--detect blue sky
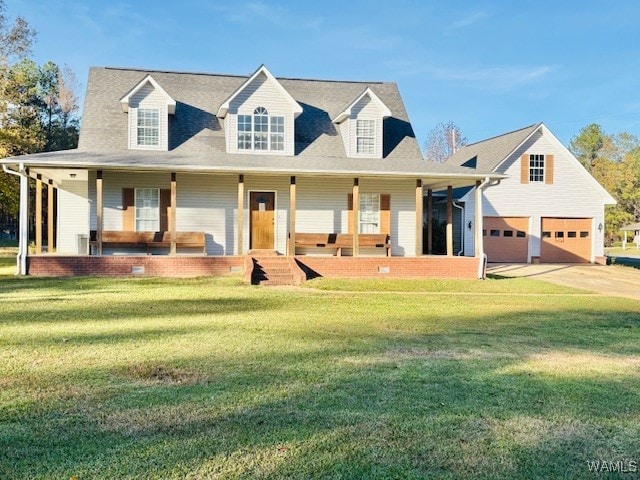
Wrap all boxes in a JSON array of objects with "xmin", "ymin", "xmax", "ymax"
[{"xmin": 8, "ymin": 0, "xmax": 640, "ymax": 148}]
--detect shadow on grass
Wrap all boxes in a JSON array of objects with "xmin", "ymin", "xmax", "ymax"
[{"xmin": 2, "ymin": 299, "xmax": 640, "ymax": 479}]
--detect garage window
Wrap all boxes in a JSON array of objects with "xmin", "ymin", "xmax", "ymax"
[
  {"xmin": 555, "ymin": 231, "xmax": 564, "ymax": 238},
  {"xmin": 542, "ymin": 231, "xmax": 551, "ymax": 238},
  {"xmin": 517, "ymin": 231, "xmax": 526, "ymax": 238},
  {"xmin": 580, "ymin": 231, "xmax": 589, "ymax": 238},
  {"xmin": 490, "ymin": 229, "xmax": 500, "ymax": 237},
  {"xmin": 568, "ymin": 231, "xmax": 577, "ymax": 238},
  {"xmin": 503, "ymin": 230, "xmax": 513, "ymax": 237}
]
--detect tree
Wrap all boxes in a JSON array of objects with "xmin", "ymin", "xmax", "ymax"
[
  {"xmin": 424, "ymin": 121, "xmax": 467, "ymax": 163},
  {"xmin": 0, "ymin": 0, "xmax": 36, "ymax": 66},
  {"xmin": 569, "ymin": 123, "xmax": 608, "ymax": 171}
]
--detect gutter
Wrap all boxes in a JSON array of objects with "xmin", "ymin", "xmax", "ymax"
[
  {"xmin": 2, "ymin": 163, "xmax": 28, "ymax": 275},
  {"xmin": 475, "ymin": 176, "xmax": 500, "ymax": 279}
]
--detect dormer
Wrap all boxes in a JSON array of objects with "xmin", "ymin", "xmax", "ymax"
[
  {"xmin": 120, "ymin": 75, "xmax": 176, "ymax": 151},
  {"xmin": 333, "ymin": 87, "xmax": 391, "ymax": 159},
  {"xmin": 217, "ymin": 65, "xmax": 302, "ymax": 156}
]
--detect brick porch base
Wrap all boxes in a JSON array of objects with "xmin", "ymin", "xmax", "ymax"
[{"xmin": 27, "ymin": 255, "xmax": 481, "ymax": 280}]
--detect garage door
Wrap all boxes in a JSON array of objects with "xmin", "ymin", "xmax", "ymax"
[
  {"xmin": 540, "ymin": 218, "xmax": 591, "ymax": 263},
  {"xmin": 483, "ymin": 217, "xmax": 529, "ymax": 263}
]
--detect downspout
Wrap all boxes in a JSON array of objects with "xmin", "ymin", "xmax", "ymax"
[
  {"xmin": 453, "ymin": 200, "xmax": 464, "ymax": 256},
  {"xmin": 3, "ymin": 163, "xmax": 28, "ymax": 275},
  {"xmin": 475, "ymin": 176, "xmax": 501, "ymax": 279}
]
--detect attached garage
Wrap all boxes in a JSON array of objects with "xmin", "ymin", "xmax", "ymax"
[
  {"xmin": 483, "ymin": 216, "xmax": 529, "ymax": 263},
  {"xmin": 540, "ymin": 217, "xmax": 592, "ymax": 263}
]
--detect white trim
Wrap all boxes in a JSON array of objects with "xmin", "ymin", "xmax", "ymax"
[
  {"xmin": 217, "ymin": 65, "xmax": 303, "ymax": 119},
  {"xmin": 119, "ymin": 75, "xmax": 176, "ymax": 114},
  {"xmin": 247, "ymin": 189, "xmax": 278, "ymax": 250},
  {"xmin": 333, "ymin": 87, "xmax": 392, "ymax": 124}
]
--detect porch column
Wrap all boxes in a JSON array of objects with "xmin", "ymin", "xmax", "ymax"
[
  {"xmin": 426, "ymin": 189, "xmax": 433, "ymax": 254},
  {"xmin": 288, "ymin": 176, "xmax": 296, "ymax": 256},
  {"xmin": 446, "ymin": 185, "xmax": 453, "ymax": 256},
  {"xmin": 237, "ymin": 174, "xmax": 244, "ymax": 255},
  {"xmin": 170, "ymin": 173, "xmax": 177, "ymax": 255},
  {"xmin": 18, "ymin": 166, "xmax": 29, "ymax": 275},
  {"xmin": 474, "ymin": 180, "xmax": 481, "ymax": 257},
  {"xmin": 47, "ymin": 180, "xmax": 54, "ymax": 253},
  {"xmin": 475, "ymin": 180, "xmax": 484, "ymax": 258},
  {"xmin": 96, "ymin": 170, "xmax": 103, "ymax": 256},
  {"xmin": 352, "ymin": 178, "xmax": 359, "ymax": 257},
  {"xmin": 35, "ymin": 174, "xmax": 43, "ymax": 254},
  {"xmin": 415, "ymin": 179, "xmax": 423, "ymax": 256}
]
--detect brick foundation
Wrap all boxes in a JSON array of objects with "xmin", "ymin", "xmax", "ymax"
[
  {"xmin": 26, "ymin": 255, "xmax": 481, "ymax": 280},
  {"xmin": 296, "ymin": 255, "xmax": 480, "ymax": 280},
  {"xmin": 27, "ymin": 255, "xmax": 245, "ymax": 277}
]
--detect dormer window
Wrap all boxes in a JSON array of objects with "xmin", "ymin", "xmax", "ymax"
[
  {"xmin": 333, "ymin": 87, "xmax": 391, "ymax": 159},
  {"xmin": 119, "ymin": 75, "xmax": 175, "ymax": 151},
  {"xmin": 137, "ymin": 109, "xmax": 160, "ymax": 147},
  {"xmin": 356, "ymin": 119, "xmax": 375, "ymax": 155},
  {"xmin": 237, "ymin": 106, "xmax": 285, "ymax": 152}
]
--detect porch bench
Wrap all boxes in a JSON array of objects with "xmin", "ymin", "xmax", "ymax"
[
  {"xmin": 90, "ymin": 230, "xmax": 206, "ymax": 254},
  {"xmin": 294, "ymin": 233, "xmax": 390, "ymax": 256}
]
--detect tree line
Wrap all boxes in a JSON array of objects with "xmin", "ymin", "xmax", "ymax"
[{"xmin": 0, "ymin": 0, "xmax": 80, "ymax": 235}]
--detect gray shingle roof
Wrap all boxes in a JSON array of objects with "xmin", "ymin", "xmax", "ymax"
[
  {"xmin": 71, "ymin": 66, "xmax": 429, "ymax": 175},
  {"xmin": 430, "ymin": 124, "xmax": 541, "ymax": 174}
]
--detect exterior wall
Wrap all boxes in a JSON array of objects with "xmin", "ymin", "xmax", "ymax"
[
  {"xmin": 56, "ymin": 179, "xmax": 89, "ymax": 254},
  {"xmin": 227, "ymin": 72, "xmax": 295, "ymax": 156},
  {"xmin": 127, "ymin": 81, "xmax": 169, "ymax": 151},
  {"xmin": 28, "ymin": 256, "xmax": 244, "ymax": 277},
  {"xmin": 297, "ymin": 256, "xmax": 479, "ymax": 279},
  {"xmin": 85, "ymin": 172, "xmax": 417, "ymax": 257},
  {"xmin": 463, "ymin": 130, "xmax": 608, "ymax": 262}
]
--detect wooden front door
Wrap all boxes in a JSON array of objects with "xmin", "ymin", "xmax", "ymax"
[{"xmin": 250, "ymin": 192, "xmax": 275, "ymax": 250}]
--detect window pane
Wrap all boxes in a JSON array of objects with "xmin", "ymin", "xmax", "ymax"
[
  {"xmin": 567, "ymin": 231, "xmax": 577, "ymax": 238},
  {"xmin": 542, "ymin": 231, "xmax": 551, "ymax": 238},
  {"xmin": 555, "ymin": 231, "xmax": 564, "ymax": 238},
  {"xmin": 580, "ymin": 231, "xmax": 589, "ymax": 238},
  {"xmin": 529, "ymin": 154, "xmax": 545, "ymax": 182},
  {"xmin": 135, "ymin": 188, "xmax": 159, "ymax": 231},
  {"xmin": 137, "ymin": 109, "xmax": 160, "ymax": 146},
  {"xmin": 359, "ymin": 193, "xmax": 380, "ymax": 234},
  {"xmin": 503, "ymin": 230, "xmax": 513, "ymax": 237},
  {"xmin": 356, "ymin": 119, "xmax": 375, "ymax": 154},
  {"xmin": 516, "ymin": 231, "xmax": 526, "ymax": 238}
]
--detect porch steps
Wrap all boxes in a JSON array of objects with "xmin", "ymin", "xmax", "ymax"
[{"xmin": 250, "ymin": 256, "xmax": 306, "ymax": 286}]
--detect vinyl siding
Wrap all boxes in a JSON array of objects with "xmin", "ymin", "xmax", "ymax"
[
  {"xmin": 128, "ymin": 81, "xmax": 169, "ymax": 150},
  {"xmin": 56, "ymin": 179, "xmax": 89, "ymax": 254},
  {"xmin": 462, "ymin": 130, "xmax": 607, "ymax": 260},
  {"xmin": 345, "ymin": 95, "xmax": 385, "ymax": 158},
  {"xmin": 227, "ymin": 72, "xmax": 295, "ymax": 156}
]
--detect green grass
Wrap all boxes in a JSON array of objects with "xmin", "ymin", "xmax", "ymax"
[{"xmin": 1, "ymin": 269, "xmax": 639, "ymax": 479}]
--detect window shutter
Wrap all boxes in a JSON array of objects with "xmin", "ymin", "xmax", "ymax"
[
  {"xmin": 520, "ymin": 154, "xmax": 529, "ymax": 184},
  {"xmin": 122, "ymin": 188, "xmax": 135, "ymax": 231},
  {"xmin": 160, "ymin": 189, "xmax": 171, "ymax": 231},
  {"xmin": 347, "ymin": 194, "xmax": 354, "ymax": 233},
  {"xmin": 380, "ymin": 194, "xmax": 391, "ymax": 234},
  {"xmin": 545, "ymin": 154, "xmax": 554, "ymax": 184}
]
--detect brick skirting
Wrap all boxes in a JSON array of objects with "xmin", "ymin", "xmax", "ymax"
[
  {"xmin": 296, "ymin": 256, "xmax": 480, "ymax": 280},
  {"xmin": 27, "ymin": 255, "xmax": 481, "ymax": 280},
  {"xmin": 27, "ymin": 255, "xmax": 245, "ymax": 277}
]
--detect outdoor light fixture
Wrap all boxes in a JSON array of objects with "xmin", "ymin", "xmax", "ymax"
[
  {"xmin": 467, "ymin": 221, "xmax": 473, "ymax": 230},
  {"xmin": 69, "ymin": 173, "xmax": 76, "ymax": 178},
  {"xmin": 598, "ymin": 223, "xmax": 603, "ymax": 232}
]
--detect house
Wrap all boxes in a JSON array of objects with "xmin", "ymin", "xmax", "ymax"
[
  {"xmin": 432, "ymin": 123, "xmax": 616, "ymax": 264},
  {"xmin": 1, "ymin": 65, "xmax": 495, "ymax": 282}
]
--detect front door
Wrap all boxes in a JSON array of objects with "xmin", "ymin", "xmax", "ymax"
[{"xmin": 250, "ymin": 192, "xmax": 275, "ymax": 250}]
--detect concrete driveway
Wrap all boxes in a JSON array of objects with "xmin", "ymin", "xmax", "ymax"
[{"xmin": 487, "ymin": 263, "xmax": 640, "ymax": 301}]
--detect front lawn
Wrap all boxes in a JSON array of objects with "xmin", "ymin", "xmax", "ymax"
[{"xmin": 1, "ymin": 269, "xmax": 639, "ymax": 479}]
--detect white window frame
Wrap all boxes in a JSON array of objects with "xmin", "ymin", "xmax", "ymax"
[
  {"xmin": 136, "ymin": 108, "xmax": 160, "ymax": 147},
  {"xmin": 356, "ymin": 119, "xmax": 376, "ymax": 155},
  {"xmin": 236, "ymin": 106, "xmax": 285, "ymax": 152},
  {"xmin": 135, "ymin": 188, "xmax": 160, "ymax": 232},
  {"xmin": 529, "ymin": 154, "xmax": 545, "ymax": 182},
  {"xmin": 359, "ymin": 193, "xmax": 380, "ymax": 234}
]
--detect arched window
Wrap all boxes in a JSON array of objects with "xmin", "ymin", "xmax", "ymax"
[{"xmin": 237, "ymin": 106, "xmax": 285, "ymax": 152}]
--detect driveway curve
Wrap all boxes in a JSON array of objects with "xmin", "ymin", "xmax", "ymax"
[{"xmin": 487, "ymin": 263, "xmax": 640, "ymax": 302}]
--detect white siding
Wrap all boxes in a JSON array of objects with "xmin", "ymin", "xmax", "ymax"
[
  {"xmin": 463, "ymin": 130, "xmax": 608, "ymax": 261},
  {"xmin": 296, "ymin": 177, "xmax": 416, "ymax": 256},
  {"xmin": 128, "ymin": 81, "xmax": 169, "ymax": 151},
  {"xmin": 227, "ymin": 72, "xmax": 295, "ymax": 156},
  {"xmin": 57, "ymin": 179, "xmax": 89, "ymax": 254}
]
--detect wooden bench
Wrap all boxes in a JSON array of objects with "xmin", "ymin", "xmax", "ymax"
[
  {"xmin": 294, "ymin": 233, "xmax": 390, "ymax": 256},
  {"xmin": 90, "ymin": 230, "xmax": 206, "ymax": 254}
]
